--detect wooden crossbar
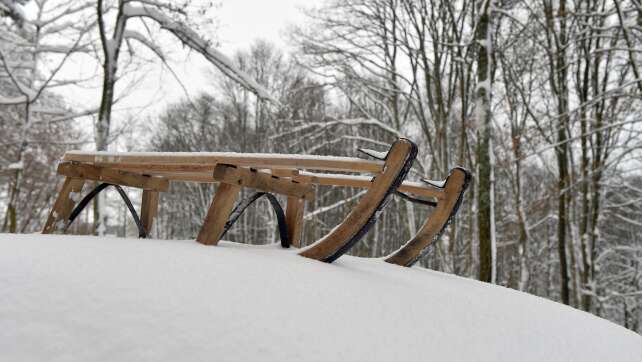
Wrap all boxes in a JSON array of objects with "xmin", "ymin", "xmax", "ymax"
[
  {"xmin": 62, "ymin": 165, "xmax": 442, "ymax": 199},
  {"xmin": 212, "ymin": 164, "xmax": 314, "ymax": 201},
  {"xmin": 58, "ymin": 162, "xmax": 169, "ymax": 192},
  {"xmin": 294, "ymin": 171, "xmax": 444, "ymax": 199}
]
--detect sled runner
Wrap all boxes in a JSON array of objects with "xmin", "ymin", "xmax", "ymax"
[
  {"xmin": 383, "ymin": 167, "xmax": 470, "ymax": 266},
  {"xmin": 300, "ymin": 166, "xmax": 471, "ymax": 266},
  {"xmin": 298, "ymin": 138, "xmax": 417, "ymax": 262},
  {"xmin": 43, "ymin": 138, "xmax": 469, "ymax": 265}
]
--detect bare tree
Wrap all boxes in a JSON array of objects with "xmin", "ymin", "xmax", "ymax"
[{"xmin": 1, "ymin": 0, "xmax": 94, "ymax": 232}]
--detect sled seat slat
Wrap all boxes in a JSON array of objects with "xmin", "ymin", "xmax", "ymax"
[{"xmin": 63, "ymin": 151, "xmax": 384, "ymax": 173}]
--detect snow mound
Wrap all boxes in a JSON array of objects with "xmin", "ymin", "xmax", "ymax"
[{"xmin": 1, "ymin": 234, "xmax": 641, "ymax": 362}]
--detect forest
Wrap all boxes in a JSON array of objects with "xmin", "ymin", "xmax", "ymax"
[{"xmin": 1, "ymin": 0, "xmax": 641, "ymax": 332}]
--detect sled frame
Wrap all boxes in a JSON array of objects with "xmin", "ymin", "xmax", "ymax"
[{"xmin": 45, "ymin": 138, "xmax": 469, "ymax": 266}]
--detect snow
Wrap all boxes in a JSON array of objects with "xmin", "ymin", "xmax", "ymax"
[
  {"xmin": 0, "ymin": 94, "xmax": 28, "ymax": 105},
  {"xmin": 299, "ymin": 170, "xmax": 375, "ymax": 181},
  {"xmin": 1, "ymin": 233, "xmax": 641, "ymax": 362},
  {"xmin": 0, "ymin": 0, "xmax": 26, "ymax": 24},
  {"xmin": 358, "ymin": 148, "xmax": 388, "ymax": 160},
  {"xmin": 475, "ymin": 79, "xmax": 492, "ymax": 93},
  {"xmin": 68, "ymin": 191, "xmax": 82, "ymax": 203},
  {"xmin": 6, "ymin": 161, "xmax": 23, "ymax": 170},
  {"xmin": 421, "ymin": 178, "xmax": 446, "ymax": 188},
  {"xmin": 104, "ymin": 39, "xmax": 116, "ymax": 63}
]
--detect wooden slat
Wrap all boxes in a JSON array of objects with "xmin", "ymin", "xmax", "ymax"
[
  {"xmin": 196, "ymin": 183, "xmax": 241, "ymax": 245},
  {"xmin": 212, "ymin": 164, "xmax": 315, "ymax": 201},
  {"xmin": 141, "ymin": 190, "xmax": 159, "ymax": 236},
  {"xmin": 285, "ymin": 197, "xmax": 305, "ymax": 248},
  {"xmin": 63, "ymin": 151, "xmax": 384, "ymax": 173},
  {"xmin": 57, "ymin": 162, "xmax": 169, "ymax": 191},
  {"xmin": 42, "ymin": 177, "xmax": 85, "ymax": 234}
]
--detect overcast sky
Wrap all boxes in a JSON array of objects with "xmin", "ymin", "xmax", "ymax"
[
  {"xmin": 217, "ymin": 0, "xmax": 311, "ymax": 51},
  {"xmin": 53, "ymin": 0, "xmax": 320, "ymax": 128}
]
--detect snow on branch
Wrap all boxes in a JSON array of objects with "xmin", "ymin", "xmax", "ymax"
[
  {"xmin": 36, "ymin": 43, "xmax": 92, "ymax": 54},
  {"xmin": 0, "ymin": 94, "xmax": 28, "ymax": 105},
  {"xmin": 123, "ymin": 30, "xmax": 165, "ymax": 59},
  {"xmin": 0, "ymin": 48, "xmax": 39, "ymax": 105},
  {"xmin": 615, "ymin": 214, "xmax": 642, "ymax": 227},
  {"xmin": 122, "ymin": 4, "xmax": 278, "ymax": 104},
  {"xmin": 32, "ymin": 2, "xmax": 94, "ymax": 29},
  {"xmin": 0, "ymin": 0, "xmax": 26, "ymax": 27}
]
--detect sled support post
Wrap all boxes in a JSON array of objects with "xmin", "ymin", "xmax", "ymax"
[
  {"xmin": 43, "ymin": 177, "xmax": 85, "ymax": 234},
  {"xmin": 141, "ymin": 190, "xmax": 159, "ymax": 236},
  {"xmin": 197, "ymin": 183, "xmax": 241, "ymax": 245},
  {"xmin": 285, "ymin": 197, "xmax": 305, "ymax": 248}
]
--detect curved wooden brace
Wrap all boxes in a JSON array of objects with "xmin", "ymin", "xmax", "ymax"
[
  {"xmin": 299, "ymin": 138, "xmax": 418, "ymax": 263},
  {"xmin": 383, "ymin": 167, "xmax": 471, "ymax": 267}
]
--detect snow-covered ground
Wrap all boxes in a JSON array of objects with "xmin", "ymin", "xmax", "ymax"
[{"xmin": 1, "ymin": 234, "xmax": 641, "ymax": 362}]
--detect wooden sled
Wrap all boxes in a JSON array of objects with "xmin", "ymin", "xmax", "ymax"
[{"xmin": 43, "ymin": 138, "xmax": 468, "ymax": 266}]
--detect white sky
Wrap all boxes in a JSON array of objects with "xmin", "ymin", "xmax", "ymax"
[
  {"xmin": 217, "ymin": 0, "xmax": 310, "ymax": 52},
  {"xmin": 51, "ymin": 0, "xmax": 320, "ymax": 134},
  {"xmin": 150, "ymin": 0, "xmax": 315, "ymax": 103},
  {"xmin": 145, "ymin": 0, "xmax": 315, "ymax": 109}
]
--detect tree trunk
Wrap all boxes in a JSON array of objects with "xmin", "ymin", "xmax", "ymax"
[
  {"xmin": 476, "ymin": 0, "xmax": 495, "ymax": 283},
  {"xmin": 555, "ymin": 0, "xmax": 571, "ymax": 306},
  {"xmin": 94, "ymin": 0, "xmax": 126, "ymax": 235}
]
